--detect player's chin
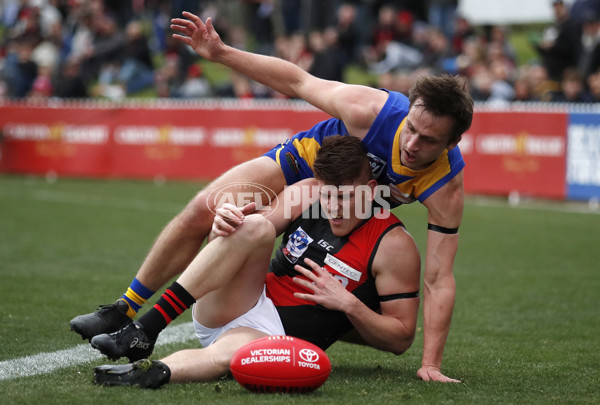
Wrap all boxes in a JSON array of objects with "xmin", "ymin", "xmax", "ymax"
[{"xmin": 328, "ymin": 220, "xmax": 351, "ymax": 237}]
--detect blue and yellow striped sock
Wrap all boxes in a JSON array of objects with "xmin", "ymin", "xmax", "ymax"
[{"xmin": 118, "ymin": 278, "xmax": 155, "ymax": 319}]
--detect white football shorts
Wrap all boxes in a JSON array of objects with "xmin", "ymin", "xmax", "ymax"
[{"xmin": 192, "ymin": 286, "xmax": 286, "ymax": 347}]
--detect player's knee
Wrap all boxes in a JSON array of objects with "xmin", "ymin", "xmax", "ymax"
[
  {"xmin": 177, "ymin": 192, "xmax": 215, "ymax": 232},
  {"xmin": 235, "ymin": 214, "xmax": 276, "ymax": 245},
  {"xmin": 212, "ymin": 351, "xmax": 235, "ymax": 377}
]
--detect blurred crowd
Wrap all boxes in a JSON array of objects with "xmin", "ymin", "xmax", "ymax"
[{"xmin": 3, "ymin": 0, "xmax": 600, "ymax": 103}]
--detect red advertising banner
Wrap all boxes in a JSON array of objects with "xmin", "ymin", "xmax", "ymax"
[
  {"xmin": 0, "ymin": 101, "xmax": 329, "ymax": 180},
  {"xmin": 460, "ymin": 109, "xmax": 568, "ymax": 199},
  {"xmin": 0, "ymin": 101, "xmax": 570, "ymax": 200}
]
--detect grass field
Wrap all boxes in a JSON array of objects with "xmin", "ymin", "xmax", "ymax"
[{"xmin": 1, "ymin": 174, "xmax": 598, "ymax": 404}]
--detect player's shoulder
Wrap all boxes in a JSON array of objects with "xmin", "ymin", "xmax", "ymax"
[
  {"xmin": 369, "ymin": 212, "xmax": 416, "ymax": 254},
  {"xmin": 371, "ymin": 221, "xmax": 420, "ymax": 276}
]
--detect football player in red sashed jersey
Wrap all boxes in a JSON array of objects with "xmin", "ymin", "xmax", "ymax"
[{"xmin": 92, "ymin": 135, "xmax": 421, "ymax": 389}]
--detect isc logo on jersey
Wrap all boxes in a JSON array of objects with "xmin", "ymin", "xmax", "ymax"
[{"xmin": 282, "ymin": 227, "xmax": 313, "ymax": 264}]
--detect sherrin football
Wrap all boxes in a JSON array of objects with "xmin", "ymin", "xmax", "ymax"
[{"xmin": 230, "ymin": 335, "xmax": 331, "ymax": 393}]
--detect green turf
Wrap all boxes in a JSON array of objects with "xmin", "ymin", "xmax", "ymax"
[{"xmin": 0, "ymin": 174, "xmax": 598, "ymax": 404}]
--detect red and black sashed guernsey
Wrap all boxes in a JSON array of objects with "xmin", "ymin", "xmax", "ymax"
[{"xmin": 265, "ymin": 201, "xmax": 407, "ymax": 350}]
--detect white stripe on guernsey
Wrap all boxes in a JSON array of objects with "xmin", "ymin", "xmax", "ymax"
[{"xmin": 0, "ymin": 322, "xmax": 196, "ymax": 381}]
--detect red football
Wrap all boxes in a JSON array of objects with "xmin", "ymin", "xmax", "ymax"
[{"xmin": 230, "ymin": 335, "xmax": 331, "ymax": 393}]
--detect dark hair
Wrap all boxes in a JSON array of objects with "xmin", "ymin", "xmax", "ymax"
[
  {"xmin": 408, "ymin": 74, "xmax": 474, "ymax": 144},
  {"xmin": 313, "ymin": 135, "xmax": 371, "ymax": 185}
]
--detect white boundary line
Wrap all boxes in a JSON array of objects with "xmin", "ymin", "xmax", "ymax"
[{"xmin": 0, "ymin": 322, "xmax": 196, "ymax": 381}]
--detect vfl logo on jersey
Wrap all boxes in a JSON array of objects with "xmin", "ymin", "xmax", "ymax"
[
  {"xmin": 282, "ymin": 226, "xmax": 314, "ymax": 264},
  {"xmin": 367, "ymin": 153, "xmax": 387, "ymax": 178}
]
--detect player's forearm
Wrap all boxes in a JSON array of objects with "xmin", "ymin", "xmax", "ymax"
[
  {"xmin": 421, "ymin": 278, "xmax": 455, "ymax": 369},
  {"xmin": 345, "ymin": 299, "xmax": 415, "ymax": 355},
  {"xmin": 214, "ymin": 45, "xmax": 309, "ymax": 98},
  {"xmin": 422, "ymin": 229, "xmax": 459, "ymax": 369}
]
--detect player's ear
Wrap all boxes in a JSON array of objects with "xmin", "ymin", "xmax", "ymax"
[
  {"xmin": 367, "ymin": 179, "xmax": 378, "ymax": 202},
  {"xmin": 447, "ymin": 135, "xmax": 462, "ymax": 151}
]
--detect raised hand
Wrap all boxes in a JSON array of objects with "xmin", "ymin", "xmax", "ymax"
[{"xmin": 171, "ymin": 12, "xmax": 225, "ymax": 61}]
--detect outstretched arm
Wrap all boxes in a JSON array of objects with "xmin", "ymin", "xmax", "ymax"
[
  {"xmin": 170, "ymin": 12, "xmax": 388, "ymax": 137},
  {"xmin": 419, "ymin": 171, "xmax": 464, "ymax": 383}
]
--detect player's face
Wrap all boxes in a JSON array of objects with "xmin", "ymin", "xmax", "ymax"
[
  {"xmin": 318, "ymin": 179, "xmax": 376, "ymax": 236},
  {"xmin": 400, "ymin": 102, "xmax": 458, "ymax": 171}
]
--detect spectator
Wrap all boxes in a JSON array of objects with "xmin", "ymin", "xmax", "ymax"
[
  {"xmin": 585, "ymin": 67, "xmax": 600, "ymax": 100},
  {"xmin": 281, "ymin": 0, "xmax": 302, "ymax": 34},
  {"xmin": 9, "ymin": 39, "xmax": 38, "ymax": 98},
  {"xmin": 569, "ymin": 0, "xmax": 600, "ymax": 24},
  {"xmin": 28, "ymin": 64, "xmax": 52, "ymax": 99},
  {"xmin": 307, "ymin": 29, "xmax": 344, "ymax": 82},
  {"xmin": 84, "ymin": 13, "xmax": 124, "ymax": 81},
  {"xmin": 334, "ymin": 3, "xmax": 360, "ymax": 66},
  {"xmin": 53, "ymin": 59, "xmax": 89, "ymax": 98},
  {"xmin": 275, "ymin": 33, "xmax": 312, "ymax": 72},
  {"xmin": 215, "ymin": 71, "xmax": 257, "ymax": 99},
  {"xmin": 427, "ymin": 0, "xmax": 457, "ymax": 40},
  {"xmin": 488, "ymin": 25, "xmax": 517, "ymax": 66},
  {"xmin": 112, "ymin": 20, "xmax": 155, "ymax": 95},
  {"xmin": 364, "ymin": 5, "xmax": 400, "ymax": 65},
  {"xmin": 488, "ymin": 59, "xmax": 516, "ymax": 103},
  {"xmin": 469, "ymin": 65, "xmax": 493, "ymax": 101},
  {"xmin": 454, "ymin": 35, "xmax": 487, "ymax": 77},
  {"xmin": 420, "ymin": 27, "xmax": 453, "ymax": 73},
  {"xmin": 451, "ymin": 15, "xmax": 475, "ymax": 55},
  {"xmin": 534, "ymin": 0, "xmax": 582, "ymax": 83},
  {"xmin": 512, "ymin": 70, "xmax": 534, "ymax": 102},
  {"xmin": 245, "ymin": 0, "xmax": 285, "ymax": 56},
  {"xmin": 524, "ymin": 64, "xmax": 554, "ymax": 101},
  {"xmin": 31, "ymin": 0, "xmax": 62, "ymax": 38},
  {"xmin": 395, "ymin": 10, "xmax": 415, "ymax": 46},
  {"xmin": 3, "ymin": 0, "xmax": 600, "ymax": 103},
  {"xmin": 155, "ymin": 54, "xmax": 180, "ymax": 98},
  {"xmin": 549, "ymin": 67, "xmax": 593, "ymax": 102},
  {"xmin": 174, "ymin": 64, "xmax": 212, "ymax": 99},
  {"xmin": 578, "ymin": 13, "xmax": 600, "ymax": 82}
]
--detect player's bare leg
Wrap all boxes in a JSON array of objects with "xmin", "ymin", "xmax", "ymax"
[
  {"xmin": 92, "ymin": 212, "xmax": 276, "ymax": 360},
  {"xmin": 162, "ymin": 327, "xmax": 269, "ymax": 382},
  {"xmin": 71, "ymin": 157, "xmax": 284, "ymax": 339},
  {"xmin": 135, "ymin": 156, "xmax": 285, "ymax": 291},
  {"xmin": 94, "ymin": 214, "xmax": 276, "ymax": 384}
]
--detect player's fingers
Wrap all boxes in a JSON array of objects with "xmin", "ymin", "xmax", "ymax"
[
  {"xmin": 292, "ymin": 276, "xmax": 314, "ymax": 289},
  {"xmin": 182, "ymin": 11, "xmax": 204, "ymax": 29},
  {"xmin": 205, "ymin": 17, "xmax": 215, "ymax": 33},
  {"xmin": 293, "ymin": 292, "xmax": 316, "ymax": 302},
  {"xmin": 241, "ymin": 202, "xmax": 257, "ymax": 215},
  {"xmin": 293, "ymin": 265, "xmax": 314, "ymax": 280},
  {"xmin": 435, "ymin": 374, "xmax": 461, "ymax": 383},
  {"xmin": 169, "ymin": 21, "xmax": 185, "ymax": 33},
  {"xmin": 213, "ymin": 215, "xmax": 237, "ymax": 233},
  {"xmin": 170, "ymin": 18, "xmax": 197, "ymax": 35},
  {"xmin": 211, "ymin": 227, "xmax": 228, "ymax": 237},
  {"xmin": 302, "ymin": 257, "xmax": 322, "ymax": 272},
  {"xmin": 171, "ymin": 34, "xmax": 192, "ymax": 46},
  {"xmin": 216, "ymin": 205, "xmax": 244, "ymax": 221}
]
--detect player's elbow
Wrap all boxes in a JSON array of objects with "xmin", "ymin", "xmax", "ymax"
[{"xmin": 388, "ymin": 331, "xmax": 416, "ymax": 356}]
